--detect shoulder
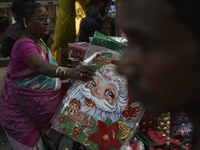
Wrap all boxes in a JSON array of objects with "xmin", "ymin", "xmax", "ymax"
[
  {"xmin": 16, "ymin": 38, "xmax": 36, "ymax": 44},
  {"xmin": 14, "ymin": 38, "xmax": 38, "ymax": 50},
  {"xmin": 3, "ymin": 23, "xmax": 24, "ymax": 40},
  {"xmin": 4, "ymin": 22, "xmax": 22, "ymax": 32},
  {"xmin": 81, "ymin": 16, "xmax": 96, "ymax": 28}
]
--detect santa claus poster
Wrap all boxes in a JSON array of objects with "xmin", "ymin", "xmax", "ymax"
[{"xmin": 52, "ymin": 42, "xmax": 144, "ymax": 150}]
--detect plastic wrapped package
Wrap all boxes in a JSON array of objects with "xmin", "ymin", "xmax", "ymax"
[
  {"xmin": 108, "ymin": 36, "xmax": 128, "ymax": 45},
  {"xmin": 68, "ymin": 42, "xmax": 89, "ymax": 61},
  {"xmin": 170, "ymin": 112, "xmax": 193, "ymax": 138},
  {"xmin": 52, "ymin": 44, "xmax": 145, "ymax": 150}
]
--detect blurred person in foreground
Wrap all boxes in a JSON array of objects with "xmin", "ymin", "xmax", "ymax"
[
  {"xmin": 78, "ymin": 0, "xmax": 112, "ymax": 42},
  {"xmin": 117, "ymin": 0, "xmax": 200, "ymax": 149},
  {"xmin": 0, "ymin": 2, "xmax": 94, "ymax": 150}
]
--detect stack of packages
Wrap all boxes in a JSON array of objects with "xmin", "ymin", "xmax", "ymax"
[
  {"xmin": 68, "ymin": 43, "xmax": 89, "ymax": 61},
  {"xmin": 52, "ymin": 32, "xmax": 145, "ymax": 150}
]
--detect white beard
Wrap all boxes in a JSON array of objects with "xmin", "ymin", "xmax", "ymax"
[{"xmin": 65, "ymin": 83, "xmax": 129, "ymax": 122}]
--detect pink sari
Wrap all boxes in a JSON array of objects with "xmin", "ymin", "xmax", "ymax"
[{"xmin": 0, "ymin": 40, "xmax": 62, "ymax": 149}]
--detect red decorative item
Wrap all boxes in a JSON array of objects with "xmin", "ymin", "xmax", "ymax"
[
  {"xmin": 62, "ymin": 127, "xmax": 66, "ymax": 132},
  {"xmin": 110, "ymin": 60, "xmax": 119, "ymax": 65},
  {"xmin": 148, "ymin": 131, "xmax": 181, "ymax": 145},
  {"xmin": 88, "ymin": 120, "xmax": 121, "ymax": 150},
  {"xmin": 59, "ymin": 117, "xmax": 64, "ymax": 123},
  {"xmin": 147, "ymin": 121, "xmax": 153, "ymax": 127},
  {"xmin": 140, "ymin": 112, "xmax": 154, "ymax": 137},
  {"xmin": 141, "ymin": 128, "xmax": 147, "ymax": 135},
  {"xmin": 149, "ymin": 145, "xmax": 157, "ymax": 150},
  {"xmin": 174, "ymin": 135, "xmax": 185, "ymax": 143},
  {"xmin": 74, "ymin": 127, "xmax": 79, "ymax": 132},
  {"xmin": 131, "ymin": 141, "xmax": 142, "ymax": 150},
  {"xmin": 134, "ymin": 107, "xmax": 140, "ymax": 112},
  {"xmin": 73, "ymin": 131, "xmax": 78, "ymax": 136},
  {"xmin": 122, "ymin": 98, "xmax": 139, "ymax": 118},
  {"xmin": 142, "ymin": 122, "xmax": 147, "ymax": 128},
  {"xmin": 92, "ymin": 54, "xmax": 101, "ymax": 63}
]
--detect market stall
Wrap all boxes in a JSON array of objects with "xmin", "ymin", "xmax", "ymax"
[{"xmin": 50, "ymin": 0, "xmax": 194, "ymax": 149}]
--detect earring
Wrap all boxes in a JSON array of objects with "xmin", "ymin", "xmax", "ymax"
[{"xmin": 23, "ymin": 17, "xmax": 27, "ymax": 28}]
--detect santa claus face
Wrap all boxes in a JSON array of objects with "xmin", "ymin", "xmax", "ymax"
[
  {"xmin": 85, "ymin": 76, "xmax": 118, "ymax": 106},
  {"xmin": 68, "ymin": 69, "xmax": 129, "ymax": 121}
]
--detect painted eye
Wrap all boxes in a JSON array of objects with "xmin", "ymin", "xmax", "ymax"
[
  {"xmin": 105, "ymin": 90, "xmax": 114, "ymax": 99},
  {"xmin": 90, "ymin": 81, "xmax": 96, "ymax": 87}
]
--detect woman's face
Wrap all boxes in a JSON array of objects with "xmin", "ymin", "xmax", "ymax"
[{"xmin": 27, "ymin": 6, "xmax": 49, "ymax": 39}]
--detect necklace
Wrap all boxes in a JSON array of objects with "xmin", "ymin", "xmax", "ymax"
[
  {"xmin": 24, "ymin": 32, "xmax": 47, "ymax": 54},
  {"xmin": 35, "ymin": 42, "xmax": 47, "ymax": 54}
]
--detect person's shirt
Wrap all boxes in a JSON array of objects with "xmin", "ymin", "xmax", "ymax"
[
  {"xmin": 78, "ymin": 10, "xmax": 103, "ymax": 42},
  {"xmin": 10, "ymin": 38, "xmax": 48, "ymax": 80},
  {"xmin": 1, "ymin": 22, "xmax": 24, "ymax": 58}
]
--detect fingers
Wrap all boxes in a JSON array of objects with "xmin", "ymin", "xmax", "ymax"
[
  {"xmin": 73, "ymin": 65, "xmax": 95, "ymax": 81},
  {"xmin": 81, "ymin": 73, "xmax": 93, "ymax": 81},
  {"xmin": 77, "ymin": 65, "xmax": 95, "ymax": 75},
  {"xmin": 81, "ymin": 68, "xmax": 95, "ymax": 75},
  {"xmin": 75, "ymin": 72, "xmax": 93, "ymax": 82}
]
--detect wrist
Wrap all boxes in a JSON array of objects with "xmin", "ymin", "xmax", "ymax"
[
  {"xmin": 56, "ymin": 67, "xmax": 69, "ymax": 79},
  {"xmin": 65, "ymin": 68, "xmax": 73, "ymax": 79}
]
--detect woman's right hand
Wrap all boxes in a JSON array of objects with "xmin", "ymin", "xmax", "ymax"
[{"xmin": 66, "ymin": 65, "xmax": 95, "ymax": 81}]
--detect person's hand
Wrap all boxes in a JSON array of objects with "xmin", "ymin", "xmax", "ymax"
[
  {"xmin": 66, "ymin": 65, "xmax": 95, "ymax": 81},
  {"xmin": 99, "ymin": 7, "xmax": 112, "ymax": 29}
]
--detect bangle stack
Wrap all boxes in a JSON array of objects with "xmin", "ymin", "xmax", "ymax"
[{"xmin": 56, "ymin": 67, "xmax": 69, "ymax": 78}]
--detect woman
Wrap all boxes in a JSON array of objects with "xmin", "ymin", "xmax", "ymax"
[{"xmin": 0, "ymin": 2, "xmax": 94, "ymax": 150}]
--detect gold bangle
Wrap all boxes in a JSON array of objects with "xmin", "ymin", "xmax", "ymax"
[
  {"xmin": 64, "ymin": 67, "xmax": 69, "ymax": 78},
  {"xmin": 56, "ymin": 67, "xmax": 68, "ymax": 78},
  {"xmin": 56, "ymin": 67, "xmax": 59, "ymax": 76}
]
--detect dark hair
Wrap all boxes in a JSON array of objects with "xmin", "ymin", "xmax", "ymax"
[
  {"xmin": 89, "ymin": 0, "xmax": 111, "ymax": 7},
  {"xmin": 11, "ymin": 0, "xmax": 27, "ymax": 16},
  {"xmin": 19, "ymin": 2, "xmax": 47, "ymax": 27},
  {"xmin": 167, "ymin": 0, "xmax": 200, "ymax": 43}
]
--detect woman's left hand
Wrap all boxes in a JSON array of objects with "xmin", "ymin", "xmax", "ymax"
[{"xmin": 66, "ymin": 65, "xmax": 95, "ymax": 81}]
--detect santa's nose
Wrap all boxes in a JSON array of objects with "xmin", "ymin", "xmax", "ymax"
[{"xmin": 92, "ymin": 87, "xmax": 102, "ymax": 99}]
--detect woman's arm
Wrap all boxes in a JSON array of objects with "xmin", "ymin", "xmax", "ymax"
[{"xmin": 28, "ymin": 53, "xmax": 95, "ymax": 81}]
